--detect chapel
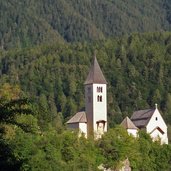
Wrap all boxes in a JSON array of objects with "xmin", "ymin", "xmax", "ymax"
[{"xmin": 67, "ymin": 55, "xmax": 168, "ymax": 144}]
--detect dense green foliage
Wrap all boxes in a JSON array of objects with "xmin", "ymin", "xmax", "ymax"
[
  {"xmin": 0, "ymin": 84, "xmax": 38, "ymax": 170},
  {"xmin": 1, "ymin": 1, "xmax": 171, "ymax": 170},
  {"xmin": 99, "ymin": 127, "xmax": 171, "ymax": 171},
  {"xmin": 1, "ymin": 0, "xmax": 171, "ymax": 49},
  {"xmin": 1, "ymin": 32, "xmax": 171, "ymax": 131},
  {"xmin": 1, "ymin": 114, "xmax": 171, "ymax": 171},
  {"xmin": 0, "ymin": 31, "xmax": 171, "ymax": 169},
  {"xmin": 0, "ymin": 86, "xmax": 170, "ymax": 171}
]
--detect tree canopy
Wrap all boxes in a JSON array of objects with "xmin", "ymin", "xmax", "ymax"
[
  {"xmin": 1, "ymin": 32, "xmax": 171, "ymax": 131},
  {"xmin": 1, "ymin": 0, "xmax": 171, "ymax": 49},
  {"xmin": 0, "ymin": 30, "xmax": 171, "ymax": 170}
]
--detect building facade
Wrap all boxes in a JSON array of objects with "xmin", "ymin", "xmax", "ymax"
[
  {"xmin": 130, "ymin": 104, "xmax": 168, "ymax": 144},
  {"xmin": 67, "ymin": 55, "xmax": 107, "ymax": 138},
  {"xmin": 67, "ymin": 56, "xmax": 168, "ymax": 143}
]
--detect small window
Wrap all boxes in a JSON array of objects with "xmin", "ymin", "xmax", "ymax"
[
  {"xmin": 97, "ymin": 86, "xmax": 103, "ymax": 93},
  {"xmin": 156, "ymin": 117, "xmax": 158, "ymax": 121},
  {"xmin": 97, "ymin": 87, "xmax": 101, "ymax": 92},
  {"xmin": 97, "ymin": 95, "xmax": 100, "ymax": 102},
  {"xmin": 101, "ymin": 87, "xmax": 103, "ymax": 93},
  {"xmin": 100, "ymin": 96, "xmax": 102, "ymax": 102}
]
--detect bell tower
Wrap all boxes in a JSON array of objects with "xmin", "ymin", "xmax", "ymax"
[{"xmin": 84, "ymin": 55, "xmax": 107, "ymax": 138}]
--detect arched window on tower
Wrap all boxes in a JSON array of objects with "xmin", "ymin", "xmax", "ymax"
[
  {"xmin": 97, "ymin": 95, "xmax": 102, "ymax": 102},
  {"xmin": 97, "ymin": 95, "xmax": 100, "ymax": 102},
  {"xmin": 97, "ymin": 86, "xmax": 103, "ymax": 93},
  {"xmin": 100, "ymin": 96, "xmax": 102, "ymax": 102},
  {"xmin": 101, "ymin": 87, "xmax": 103, "ymax": 92}
]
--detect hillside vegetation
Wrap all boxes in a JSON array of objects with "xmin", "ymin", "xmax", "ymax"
[
  {"xmin": 1, "ymin": 0, "xmax": 171, "ymax": 49},
  {"xmin": 1, "ymin": 1, "xmax": 171, "ymax": 170},
  {"xmin": 0, "ymin": 84, "xmax": 170, "ymax": 170},
  {"xmin": 1, "ymin": 32, "xmax": 171, "ymax": 130}
]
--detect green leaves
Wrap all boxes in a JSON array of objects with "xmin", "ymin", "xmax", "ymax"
[
  {"xmin": 2, "ymin": 32, "xmax": 171, "ymax": 129},
  {"xmin": 98, "ymin": 126, "xmax": 140, "ymax": 170},
  {"xmin": 138, "ymin": 130, "xmax": 171, "ymax": 171},
  {"xmin": 98, "ymin": 127, "xmax": 171, "ymax": 171},
  {"xmin": 1, "ymin": 0, "xmax": 171, "ymax": 49},
  {"xmin": 0, "ymin": 98, "xmax": 34, "ymax": 132}
]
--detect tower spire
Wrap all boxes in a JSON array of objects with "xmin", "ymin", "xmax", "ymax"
[
  {"xmin": 85, "ymin": 53, "xmax": 107, "ymax": 138},
  {"xmin": 84, "ymin": 55, "xmax": 107, "ymax": 85}
]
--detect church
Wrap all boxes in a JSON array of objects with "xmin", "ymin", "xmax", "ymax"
[
  {"xmin": 67, "ymin": 55, "xmax": 168, "ymax": 143},
  {"xmin": 67, "ymin": 55, "xmax": 107, "ymax": 138}
]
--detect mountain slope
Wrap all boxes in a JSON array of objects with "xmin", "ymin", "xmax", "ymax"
[
  {"xmin": 1, "ymin": 32, "xmax": 171, "ymax": 127},
  {"xmin": 0, "ymin": 0, "xmax": 171, "ymax": 49}
]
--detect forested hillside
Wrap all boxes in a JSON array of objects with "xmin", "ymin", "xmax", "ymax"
[
  {"xmin": 1, "ymin": 32, "xmax": 171, "ymax": 131},
  {"xmin": 1, "ymin": 0, "xmax": 171, "ymax": 49},
  {"xmin": 0, "ymin": 0, "xmax": 171, "ymax": 171},
  {"xmin": 1, "ymin": 1, "xmax": 171, "ymax": 170},
  {"xmin": 0, "ymin": 83, "xmax": 170, "ymax": 170}
]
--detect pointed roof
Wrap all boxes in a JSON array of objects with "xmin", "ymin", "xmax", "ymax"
[
  {"xmin": 84, "ymin": 55, "xmax": 107, "ymax": 85},
  {"xmin": 67, "ymin": 111, "xmax": 87, "ymax": 124},
  {"xmin": 121, "ymin": 116, "xmax": 138, "ymax": 129},
  {"xmin": 130, "ymin": 108, "xmax": 156, "ymax": 128}
]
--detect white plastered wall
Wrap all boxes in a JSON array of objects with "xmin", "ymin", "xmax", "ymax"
[
  {"xmin": 146, "ymin": 109, "xmax": 168, "ymax": 144},
  {"xmin": 67, "ymin": 123, "xmax": 87, "ymax": 138},
  {"xmin": 150, "ymin": 129, "xmax": 165, "ymax": 144},
  {"xmin": 85, "ymin": 83, "xmax": 107, "ymax": 138},
  {"xmin": 79, "ymin": 123, "xmax": 87, "ymax": 138},
  {"xmin": 127, "ymin": 129, "xmax": 138, "ymax": 137},
  {"xmin": 93, "ymin": 84, "xmax": 107, "ymax": 135}
]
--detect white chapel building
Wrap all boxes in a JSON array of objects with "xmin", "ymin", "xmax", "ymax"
[
  {"xmin": 67, "ymin": 56, "xmax": 107, "ymax": 138},
  {"xmin": 130, "ymin": 104, "xmax": 168, "ymax": 144},
  {"xmin": 67, "ymin": 55, "xmax": 168, "ymax": 143},
  {"xmin": 121, "ymin": 104, "xmax": 168, "ymax": 144}
]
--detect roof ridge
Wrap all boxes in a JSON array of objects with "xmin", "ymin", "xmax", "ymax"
[
  {"xmin": 121, "ymin": 116, "xmax": 138, "ymax": 129},
  {"xmin": 126, "ymin": 116, "xmax": 129, "ymax": 128},
  {"xmin": 138, "ymin": 108, "xmax": 155, "ymax": 118},
  {"xmin": 79, "ymin": 112, "xmax": 87, "ymax": 122},
  {"xmin": 131, "ymin": 108, "xmax": 156, "ymax": 128},
  {"xmin": 67, "ymin": 111, "xmax": 87, "ymax": 123}
]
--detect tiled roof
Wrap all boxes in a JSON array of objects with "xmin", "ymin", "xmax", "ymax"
[
  {"xmin": 121, "ymin": 116, "xmax": 138, "ymax": 129},
  {"xmin": 66, "ymin": 111, "xmax": 87, "ymax": 124},
  {"xmin": 84, "ymin": 55, "xmax": 107, "ymax": 85},
  {"xmin": 130, "ymin": 109, "xmax": 155, "ymax": 128}
]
